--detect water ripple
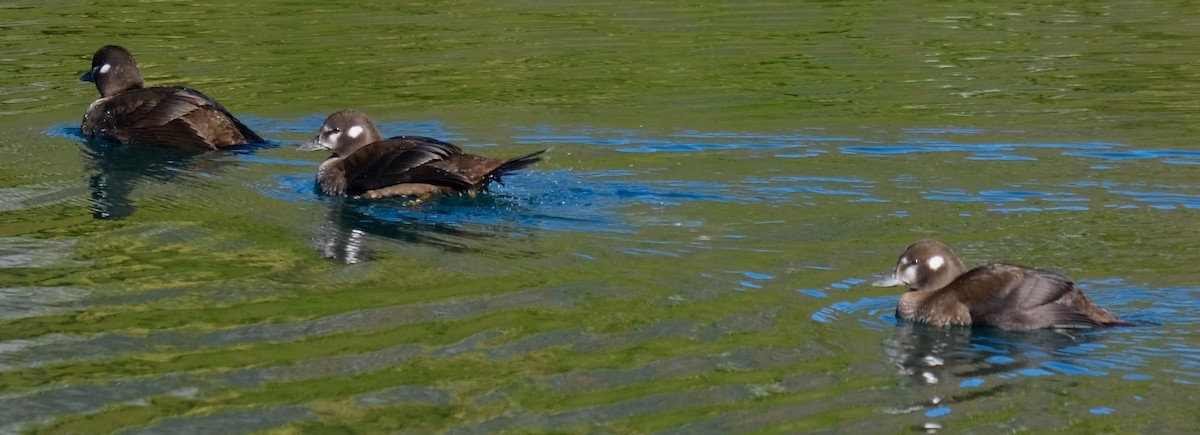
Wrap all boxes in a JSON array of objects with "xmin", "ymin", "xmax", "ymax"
[
  {"xmin": 355, "ymin": 385, "xmax": 453, "ymax": 408},
  {"xmin": 0, "ymin": 287, "xmax": 89, "ymax": 320},
  {"xmin": 120, "ymin": 406, "xmax": 315, "ymax": 435},
  {"xmin": 1064, "ymin": 148, "xmax": 1200, "ymax": 165},
  {"xmin": 1108, "ymin": 189, "xmax": 1200, "ymax": 210},
  {"xmin": 841, "ymin": 141, "xmax": 1118, "ymax": 157},
  {"xmin": 544, "ymin": 345, "xmax": 827, "ymax": 394},
  {"xmin": 0, "ymin": 237, "xmax": 88, "ymax": 269},
  {"xmin": 0, "ymin": 182, "xmax": 87, "ymax": 213},
  {"xmin": 445, "ymin": 384, "xmax": 766, "ymax": 434},
  {"xmin": 0, "ymin": 282, "xmax": 635, "ymax": 372},
  {"xmin": 513, "ymin": 126, "xmax": 832, "ymax": 154}
]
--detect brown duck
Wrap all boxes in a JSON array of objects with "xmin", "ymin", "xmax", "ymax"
[
  {"xmin": 298, "ymin": 110, "xmax": 544, "ymax": 199},
  {"xmin": 873, "ymin": 240, "xmax": 1126, "ymax": 330},
  {"xmin": 80, "ymin": 45, "xmax": 264, "ymax": 150}
]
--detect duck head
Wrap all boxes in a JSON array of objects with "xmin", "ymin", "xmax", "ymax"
[
  {"xmin": 872, "ymin": 239, "xmax": 967, "ymax": 291},
  {"xmin": 81, "ymin": 45, "xmax": 145, "ymax": 97},
  {"xmin": 298, "ymin": 109, "xmax": 384, "ymax": 157}
]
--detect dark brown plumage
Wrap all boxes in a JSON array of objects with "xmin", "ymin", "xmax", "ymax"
[
  {"xmin": 298, "ymin": 110, "xmax": 544, "ymax": 199},
  {"xmin": 873, "ymin": 240, "xmax": 1126, "ymax": 330},
  {"xmin": 80, "ymin": 45, "xmax": 264, "ymax": 150}
]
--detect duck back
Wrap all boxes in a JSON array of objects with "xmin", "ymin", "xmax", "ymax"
[
  {"xmin": 317, "ymin": 136, "xmax": 544, "ymax": 198},
  {"xmin": 912, "ymin": 264, "xmax": 1123, "ymax": 330},
  {"xmin": 83, "ymin": 86, "xmax": 264, "ymax": 150}
]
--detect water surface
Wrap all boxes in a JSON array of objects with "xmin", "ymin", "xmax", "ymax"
[{"xmin": 2, "ymin": 1, "xmax": 1199, "ymax": 433}]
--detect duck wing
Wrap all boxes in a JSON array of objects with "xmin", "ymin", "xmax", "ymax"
[
  {"xmin": 341, "ymin": 136, "xmax": 475, "ymax": 195},
  {"xmin": 951, "ymin": 264, "xmax": 1101, "ymax": 330},
  {"xmin": 88, "ymin": 87, "xmax": 263, "ymax": 149}
]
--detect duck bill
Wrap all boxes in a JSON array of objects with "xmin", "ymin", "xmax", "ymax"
[
  {"xmin": 80, "ymin": 69, "xmax": 96, "ymax": 83},
  {"xmin": 872, "ymin": 270, "xmax": 905, "ymax": 287},
  {"xmin": 297, "ymin": 136, "xmax": 326, "ymax": 151}
]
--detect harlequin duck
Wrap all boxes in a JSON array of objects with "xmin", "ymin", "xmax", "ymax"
[
  {"xmin": 872, "ymin": 240, "xmax": 1126, "ymax": 330},
  {"xmin": 298, "ymin": 110, "xmax": 545, "ymax": 199},
  {"xmin": 80, "ymin": 45, "xmax": 265, "ymax": 150}
]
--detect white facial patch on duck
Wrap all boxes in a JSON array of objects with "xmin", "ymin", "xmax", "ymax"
[
  {"xmin": 99, "ymin": 63, "xmax": 111, "ymax": 74},
  {"xmin": 901, "ymin": 263, "xmax": 918, "ymax": 285},
  {"xmin": 325, "ymin": 130, "xmax": 341, "ymax": 143},
  {"xmin": 347, "ymin": 125, "xmax": 364, "ymax": 139},
  {"xmin": 927, "ymin": 255, "xmax": 945, "ymax": 271}
]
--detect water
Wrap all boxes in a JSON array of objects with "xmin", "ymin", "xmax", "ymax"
[{"xmin": 2, "ymin": 0, "xmax": 1200, "ymax": 433}]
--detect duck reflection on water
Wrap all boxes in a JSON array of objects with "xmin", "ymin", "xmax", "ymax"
[
  {"xmin": 83, "ymin": 141, "xmax": 207, "ymax": 220},
  {"xmin": 881, "ymin": 321, "xmax": 1112, "ymax": 431},
  {"xmin": 310, "ymin": 196, "xmax": 532, "ymax": 264},
  {"xmin": 885, "ymin": 323, "xmax": 1096, "ymax": 386},
  {"xmin": 81, "ymin": 140, "xmax": 275, "ymax": 220}
]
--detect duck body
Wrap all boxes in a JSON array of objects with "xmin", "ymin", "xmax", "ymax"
[
  {"xmin": 300, "ymin": 110, "xmax": 544, "ymax": 199},
  {"xmin": 80, "ymin": 45, "xmax": 264, "ymax": 150},
  {"xmin": 874, "ymin": 240, "xmax": 1125, "ymax": 330}
]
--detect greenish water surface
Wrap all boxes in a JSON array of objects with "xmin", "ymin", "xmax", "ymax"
[{"xmin": 1, "ymin": 1, "xmax": 1199, "ymax": 433}]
